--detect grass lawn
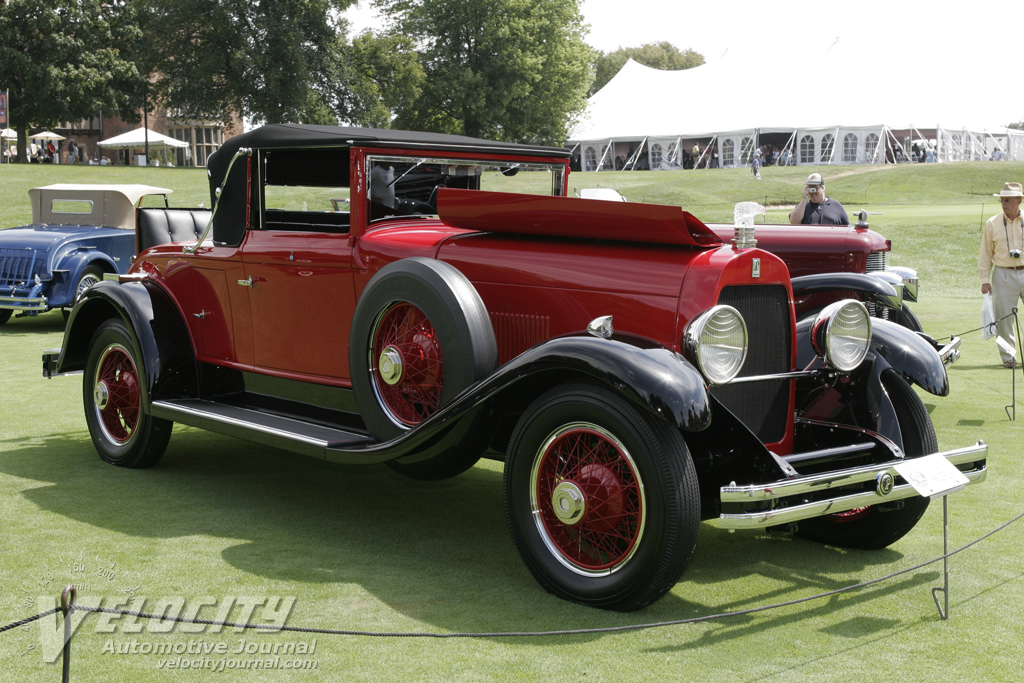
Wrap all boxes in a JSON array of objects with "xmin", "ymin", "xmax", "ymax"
[{"xmin": 2, "ymin": 160, "xmax": 1024, "ymax": 681}]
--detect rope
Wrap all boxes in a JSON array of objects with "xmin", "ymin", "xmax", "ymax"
[{"xmin": 3, "ymin": 509, "xmax": 1020, "ymax": 640}]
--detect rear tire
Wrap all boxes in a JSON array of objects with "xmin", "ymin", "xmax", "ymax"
[
  {"xmin": 797, "ymin": 371, "xmax": 934, "ymax": 549},
  {"xmin": 83, "ymin": 318, "xmax": 172, "ymax": 468},
  {"xmin": 504, "ymin": 383, "xmax": 700, "ymax": 611}
]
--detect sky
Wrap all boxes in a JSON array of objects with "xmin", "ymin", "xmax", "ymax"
[{"xmin": 343, "ymin": 0, "xmax": 1023, "ymax": 126}]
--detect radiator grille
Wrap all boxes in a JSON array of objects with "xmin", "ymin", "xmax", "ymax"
[
  {"xmin": 0, "ymin": 248, "xmax": 42, "ymax": 288},
  {"xmin": 710, "ymin": 285, "xmax": 791, "ymax": 443},
  {"xmin": 866, "ymin": 250, "xmax": 889, "ymax": 273}
]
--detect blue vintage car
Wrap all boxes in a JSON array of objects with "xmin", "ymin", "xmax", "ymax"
[{"xmin": 0, "ymin": 184, "xmax": 173, "ymax": 325}]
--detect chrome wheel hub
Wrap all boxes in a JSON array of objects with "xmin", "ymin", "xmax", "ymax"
[
  {"xmin": 378, "ymin": 346, "xmax": 404, "ymax": 386},
  {"xmin": 94, "ymin": 380, "xmax": 110, "ymax": 410},
  {"xmin": 551, "ymin": 481, "xmax": 586, "ymax": 525}
]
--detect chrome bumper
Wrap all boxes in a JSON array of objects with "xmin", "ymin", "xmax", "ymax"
[
  {"xmin": 0, "ymin": 294, "xmax": 47, "ymax": 312},
  {"xmin": 719, "ymin": 441, "xmax": 987, "ymax": 529}
]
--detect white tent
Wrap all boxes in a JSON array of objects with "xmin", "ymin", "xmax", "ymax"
[
  {"xmin": 98, "ymin": 127, "xmax": 189, "ymax": 149},
  {"xmin": 570, "ymin": 41, "xmax": 1023, "ymax": 170}
]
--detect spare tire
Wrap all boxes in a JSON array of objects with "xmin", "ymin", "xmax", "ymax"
[{"xmin": 349, "ymin": 258, "xmax": 497, "ymax": 478}]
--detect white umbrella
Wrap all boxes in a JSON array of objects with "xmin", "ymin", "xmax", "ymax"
[
  {"xmin": 0, "ymin": 128, "xmax": 16, "ymax": 139},
  {"xmin": 32, "ymin": 131, "xmax": 66, "ymax": 141},
  {"xmin": 98, "ymin": 127, "xmax": 188, "ymax": 149}
]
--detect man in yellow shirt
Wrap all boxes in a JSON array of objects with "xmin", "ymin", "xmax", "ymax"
[{"xmin": 979, "ymin": 182, "xmax": 1024, "ymax": 367}]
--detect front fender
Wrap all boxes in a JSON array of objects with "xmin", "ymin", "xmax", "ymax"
[
  {"xmin": 57, "ymin": 280, "xmax": 198, "ymax": 404},
  {"xmin": 47, "ymin": 252, "xmax": 118, "ymax": 308},
  {"xmin": 791, "ymin": 272, "xmax": 901, "ymax": 311},
  {"xmin": 796, "ymin": 315, "xmax": 947, "ymax": 396}
]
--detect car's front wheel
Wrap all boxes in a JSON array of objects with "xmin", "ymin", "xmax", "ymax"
[
  {"xmin": 83, "ymin": 318, "xmax": 172, "ymax": 468},
  {"xmin": 504, "ymin": 383, "xmax": 701, "ymax": 611},
  {"xmin": 797, "ymin": 371, "xmax": 934, "ymax": 549}
]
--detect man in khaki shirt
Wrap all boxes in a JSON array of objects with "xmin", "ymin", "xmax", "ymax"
[{"xmin": 979, "ymin": 182, "xmax": 1024, "ymax": 367}]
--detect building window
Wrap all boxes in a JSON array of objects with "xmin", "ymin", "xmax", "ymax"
[
  {"xmin": 843, "ymin": 134, "xmax": 858, "ymax": 163},
  {"xmin": 865, "ymin": 133, "xmax": 879, "ymax": 162},
  {"xmin": 820, "ymin": 134, "xmax": 835, "ymax": 163},
  {"xmin": 800, "ymin": 135, "xmax": 815, "ymax": 164},
  {"xmin": 722, "ymin": 139, "xmax": 735, "ymax": 167},
  {"xmin": 584, "ymin": 146, "xmax": 597, "ymax": 171},
  {"xmin": 168, "ymin": 124, "xmax": 223, "ymax": 167}
]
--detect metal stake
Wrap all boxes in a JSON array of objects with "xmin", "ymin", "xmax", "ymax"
[
  {"xmin": 60, "ymin": 585, "xmax": 77, "ymax": 683},
  {"xmin": 931, "ymin": 497, "xmax": 950, "ymax": 620}
]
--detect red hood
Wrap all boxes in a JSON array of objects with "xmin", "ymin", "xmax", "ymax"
[{"xmin": 437, "ymin": 188, "xmax": 722, "ymax": 248}]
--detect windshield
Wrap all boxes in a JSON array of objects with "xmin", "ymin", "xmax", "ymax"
[{"xmin": 366, "ymin": 155, "xmax": 566, "ymax": 223}]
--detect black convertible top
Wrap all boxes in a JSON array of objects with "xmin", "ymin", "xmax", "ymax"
[{"xmin": 208, "ymin": 124, "xmax": 569, "ymax": 187}]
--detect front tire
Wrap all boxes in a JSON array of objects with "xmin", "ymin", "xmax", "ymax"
[
  {"xmin": 797, "ymin": 371, "xmax": 934, "ymax": 549},
  {"xmin": 83, "ymin": 319, "xmax": 172, "ymax": 468},
  {"xmin": 504, "ymin": 383, "xmax": 701, "ymax": 611}
]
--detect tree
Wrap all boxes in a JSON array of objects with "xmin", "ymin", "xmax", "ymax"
[
  {"xmin": 136, "ymin": 0, "xmax": 354, "ymax": 126},
  {"xmin": 1010, "ymin": 121, "xmax": 1024, "ymax": 130},
  {"xmin": 591, "ymin": 42, "xmax": 704, "ymax": 96},
  {"xmin": 373, "ymin": 0, "xmax": 594, "ymax": 144},
  {"xmin": 0, "ymin": 0, "xmax": 144, "ymax": 162}
]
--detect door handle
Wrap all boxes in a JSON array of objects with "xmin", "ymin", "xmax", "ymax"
[{"xmin": 237, "ymin": 277, "xmax": 253, "ymax": 288}]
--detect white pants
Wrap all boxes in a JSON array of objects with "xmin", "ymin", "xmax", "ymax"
[{"xmin": 992, "ymin": 266, "xmax": 1024, "ymax": 362}]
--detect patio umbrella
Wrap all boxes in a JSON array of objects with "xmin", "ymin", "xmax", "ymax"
[
  {"xmin": 32, "ymin": 131, "xmax": 66, "ymax": 141},
  {"xmin": 0, "ymin": 128, "xmax": 16, "ymax": 139},
  {"xmin": 98, "ymin": 127, "xmax": 188, "ymax": 149}
]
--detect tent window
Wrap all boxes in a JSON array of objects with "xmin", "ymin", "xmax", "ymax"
[
  {"xmin": 800, "ymin": 136, "xmax": 815, "ymax": 164},
  {"xmin": 650, "ymin": 143, "xmax": 663, "ymax": 168},
  {"xmin": 722, "ymin": 139, "xmax": 735, "ymax": 167},
  {"xmin": 865, "ymin": 134, "xmax": 879, "ymax": 162},
  {"xmin": 821, "ymin": 134, "xmax": 835, "ymax": 163},
  {"xmin": 585, "ymin": 146, "xmax": 597, "ymax": 171},
  {"xmin": 666, "ymin": 142, "xmax": 678, "ymax": 166},
  {"xmin": 740, "ymin": 137, "xmax": 753, "ymax": 164},
  {"xmin": 843, "ymin": 134, "xmax": 858, "ymax": 163}
]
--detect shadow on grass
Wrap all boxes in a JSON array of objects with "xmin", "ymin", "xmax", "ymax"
[
  {"xmin": 0, "ymin": 428, "xmax": 933, "ymax": 643},
  {"xmin": 0, "ymin": 309, "xmax": 67, "ymax": 336}
]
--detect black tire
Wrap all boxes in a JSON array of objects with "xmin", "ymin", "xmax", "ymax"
[
  {"xmin": 349, "ymin": 258, "xmax": 497, "ymax": 479},
  {"xmin": 0, "ymin": 309, "xmax": 11, "ymax": 326},
  {"xmin": 797, "ymin": 371, "xmax": 935, "ymax": 549},
  {"xmin": 63, "ymin": 265, "xmax": 104, "ymax": 322},
  {"xmin": 503, "ymin": 383, "xmax": 701, "ymax": 611},
  {"xmin": 83, "ymin": 318, "xmax": 172, "ymax": 468},
  {"xmin": 890, "ymin": 305, "xmax": 923, "ymax": 333}
]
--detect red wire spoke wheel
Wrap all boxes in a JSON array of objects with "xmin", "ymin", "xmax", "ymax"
[
  {"xmin": 93, "ymin": 344, "xmax": 142, "ymax": 443},
  {"xmin": 371, "ymin": 302, "xmax": 445, "ymax": 427},
  {"xmin": 531, "ymin": 424, "xmax": 645, "ymax": 574},
  {"xmin": 505, "ymin": 383, "xmax": 700, "ymax": 611},
  {"xmin": 83, "ymin": 319, "xmax": 172, "ymax": 468}
]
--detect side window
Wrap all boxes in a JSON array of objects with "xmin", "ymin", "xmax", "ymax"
[
  {"xmin": 722, "ymin": 139, "xmax": 735, "ymax": 167},
  {"xmin": 843, "ymin": 133, "xmax": 858, "ymax": 163},
  {"xmin": 820, "ymin": 134, "xmax": 835, "ymax": 163},
  {"xmin": 261, "ymin": 148, "xmax": 351, "ymax": 233},
  {"xmin": 739, "ymin": 137, "xmax": 753, "ymax": 164},
  {"xmin": 584, "ymin": 146, "xmax": 597, "ymax": 171},
  {"xmin": 800, "ymin": 135, "xmax": 815, "ymax": 164},
  {"xmin": 865, "ymin": 133, "xmax": 879, "ymax": 162}
]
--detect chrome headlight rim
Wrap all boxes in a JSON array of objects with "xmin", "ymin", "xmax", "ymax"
[
  {"xmin": 811, "ymin": 300, "xmax": 872, "ymax": 372},
  {"xmin": 684, "ymin": 304, "xmax": 748, "ymax": 385}
]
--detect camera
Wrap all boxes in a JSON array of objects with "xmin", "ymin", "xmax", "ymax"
[
  {"xmin": 1011, "ymin": 249, "xmax": 1022, "ymax": 259},
  {"xmin": 806, "ymin": 187, "xmax": 817, "ymax": 194}
]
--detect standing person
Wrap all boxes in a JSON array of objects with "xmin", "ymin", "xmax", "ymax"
[
  {"xmin": 789, "ymin": 172, "xmax": 849, "ymax": 225},
  {"xmin": 979, "ymin": 182, "xmax": 1024, "ymax": 368},
  {"xmin": 751, "ymin": 147, "xmax": 762, "ymax": 179}
]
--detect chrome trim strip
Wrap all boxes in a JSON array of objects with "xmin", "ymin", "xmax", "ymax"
[
  {"xmin": 0, "ymin": 295, "xmax": 47, "ymax": 310},
  {"xmin": 718, "ymin": 441, "xmax": 987, "ymax": 528}
]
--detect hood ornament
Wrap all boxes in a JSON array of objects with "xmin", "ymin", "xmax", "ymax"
[{"xmin": 732, "ymin": 202, "xmax": 765, "ymax": 250}]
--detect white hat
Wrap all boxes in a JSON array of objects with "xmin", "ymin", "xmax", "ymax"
[
  {"xmin": 993, "ymin": 182, "xmax": 1024, "ymax": 198},
  {"xmin": 805, "ymin": 173, "xmax": 824, "ymax": 186}
]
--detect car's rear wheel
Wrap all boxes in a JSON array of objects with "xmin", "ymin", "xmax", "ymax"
[
  {"xmin": 83, "ymin": 318, "xmax": 172, "ymax": 468},
  {"xmin": 504, "ymin": 383, "xmax": 700, "ymax": 611},
  {"xmin": 349, "ymin": 258, "xmax": 497, "ymax": 479},
  {"xmin": 63, "ymin": 265, "xmax": 104, "ymax": 321},
  {"xmin": 797, "ymin": 371, "xmax": 934, "ymax": 549}
]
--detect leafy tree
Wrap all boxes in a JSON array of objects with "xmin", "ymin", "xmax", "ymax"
[
  {"xmin": 591, "ymin": 42, "xmax": 704, "ymax": 96},
  {"xmin": 136, "ymin": 0, "xmax": 354, "ymax": 126},
  {"xmin": 373, "ymin": 0, "xmax": 594, "ymax": 144},
  {"xmin": 1010, "ymin": 121, "xmax": 1024, "ymax": 130},
  {"xmin": 0, "ymin": 0, "xmax": 144, "ymax": 162}
]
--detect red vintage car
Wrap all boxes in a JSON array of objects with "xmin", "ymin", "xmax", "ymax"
[{"xmin": 45, "ymin": 125, "xmax": 986, "ymax": 611}]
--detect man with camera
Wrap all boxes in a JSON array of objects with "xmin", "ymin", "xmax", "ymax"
[
  {"xmin": 789, "ymin": 173, "xmax": 850, "ymax": 225},
  {"xmin": 980, "ymin": 182, "xmax": 1024, "ymax": 368}
]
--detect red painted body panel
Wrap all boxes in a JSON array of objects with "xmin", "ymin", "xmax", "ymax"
[
  {"xmin": 706, "ymin": 223, "xmax": 890, "ymax": 277},
  {"xmin": 439, "ymin": 188, "xmax": 721, "ymax": 248}
]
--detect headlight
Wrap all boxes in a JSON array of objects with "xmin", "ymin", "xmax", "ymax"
[
  {"xmin": 684, "ymin": 305, "xmax": 748, "ymax": 384},
  {"xmin": 811, "ymin": 300, "xmax": 871, "ymax": 371}
]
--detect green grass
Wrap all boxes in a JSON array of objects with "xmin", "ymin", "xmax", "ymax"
[{"xmin": 2, "ymin": 161, "xmax": 1024, "ymax": 681}]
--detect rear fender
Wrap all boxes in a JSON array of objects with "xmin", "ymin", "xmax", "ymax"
[
  {"xmin": 58, "ymin": 280, "xmax": 198, "ymax": 404},
  {"xmin": 47, "ymin": 252, "xmax": 118, "ymax": 307}
]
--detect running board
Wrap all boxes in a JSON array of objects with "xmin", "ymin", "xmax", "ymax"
[{"xmin": 150, "ymin": 399, "xmax": 375, "ymax": 459}]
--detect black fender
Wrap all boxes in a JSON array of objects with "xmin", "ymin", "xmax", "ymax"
[
  {"xmin": 56, "ymin": 280, "xmax": 198, "ymax": 405},
  {"xmin": 326, "ymin": 333, "xmax": 713, "ymax": 465},
  {"xmin": 791, "ymin": 272, "xmax": 901, "ymax": 311}
]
